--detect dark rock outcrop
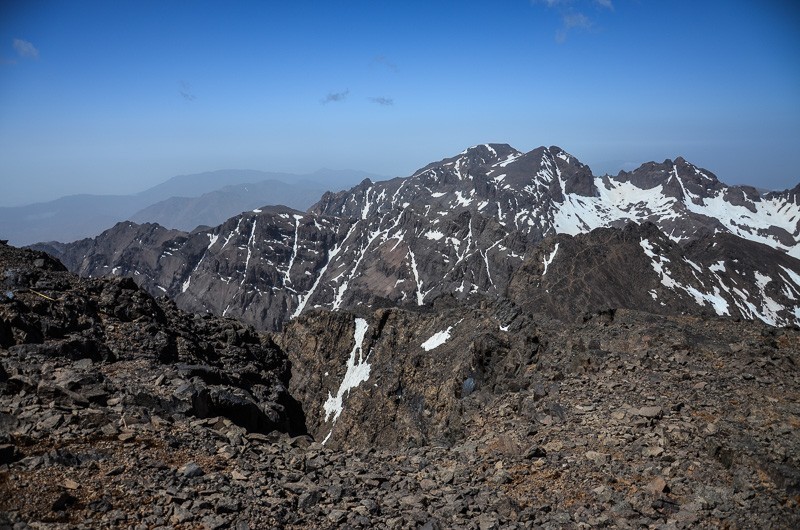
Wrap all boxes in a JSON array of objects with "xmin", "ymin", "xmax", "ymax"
[{"xmin": 0, "ymin": 241, "xmax": 305, "ymax": 439}]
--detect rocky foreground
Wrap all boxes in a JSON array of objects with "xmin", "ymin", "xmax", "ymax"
[{"xmin": 1, "ymin": 242, "xmax": 799, "ymax": 529}]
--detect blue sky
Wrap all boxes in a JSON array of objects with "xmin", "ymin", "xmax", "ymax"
[{"xmin": 1, "ymin": 0, "xmax": 798, "ymax": 206}]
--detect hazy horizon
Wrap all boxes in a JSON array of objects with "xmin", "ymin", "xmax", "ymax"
[{"xmin": 1, "ymin": 1, "xmax": 798, "ymax": 207}]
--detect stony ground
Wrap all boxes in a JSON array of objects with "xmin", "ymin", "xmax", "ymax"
[{"xmin": 1, "ymin": 242, "xmax": 799, "ymax": 529}]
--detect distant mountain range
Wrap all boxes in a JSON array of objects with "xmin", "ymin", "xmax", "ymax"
[
  {"xmin": 36, "ymin": 144, "xmax": 800, "ymax": 331},
  {"xmin": 0, "ymin": 168, "xmax": 377, "ymax": 245}
]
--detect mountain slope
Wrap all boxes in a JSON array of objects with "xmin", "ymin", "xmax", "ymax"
[
  {"xmin": 313, "ymin": 144, "xmax": 800, "ymax": 257},
  {"xmin": 40, "ymin": 191, "xmax": 800, "ymax": 332},
  {"xmin": 34, "ymin": 144, "xmax": 800, "ymax": 330}
]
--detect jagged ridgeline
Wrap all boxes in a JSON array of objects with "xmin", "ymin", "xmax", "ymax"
[{"xmin": 37, "ymin": 144, "xmax": 800, "ymax": 331}]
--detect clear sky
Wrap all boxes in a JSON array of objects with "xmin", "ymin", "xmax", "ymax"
[{"xmin": 1, "ymin": 0, "xmax": 798, "ymax": 206}]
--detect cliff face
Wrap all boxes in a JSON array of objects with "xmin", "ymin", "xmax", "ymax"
[{"xmin": 278, "ymin": 303, "xmax": 540, "ymax": 449}]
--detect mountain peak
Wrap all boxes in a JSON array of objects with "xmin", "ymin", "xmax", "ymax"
[
  {"xmin": 460, "ymin": 142, "xmax": 516, "ymax": 155},
  {"xmin": 456, "ymin": 143, "xmax": 521, "ymax": 166},
  {"xmin": 547, "ymin": 145, "xmax": 569, "ymax": 156}
]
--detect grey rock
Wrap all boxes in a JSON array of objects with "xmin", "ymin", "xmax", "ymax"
[
  {"xmin": 179, "ymin": 462, "xmax": 204, "ymax": 478},
  {"xmin": 327, "ymin": 510, "xmax": 347, "ymax": 524},
  {"xmin": 636, "ymin": 406, "xmax": 663, "ymax": 418}
]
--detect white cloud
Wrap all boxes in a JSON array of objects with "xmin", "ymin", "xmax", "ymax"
[
  {"xmin": 556, "ymin": 12, "xmax": 592, "ymax": 42},
  {"xmin": 563, "ymin": 12, "xmax": 592, "ymax": 29},
  {"xmin": 13, "ymin": 39, "xmax": 39, "ymax": 59},
  {"xmin": 532, "ymin": 0, "xmax": 611, "ymax": 43}
]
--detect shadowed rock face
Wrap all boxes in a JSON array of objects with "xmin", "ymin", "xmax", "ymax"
[
  {"xmin": 278, "ymin": 303, "xmax": 542, "ymax": 450},
  {"xmin": 0, "ymin": 242, "xmax": 306, "ymax": 437},
  {"xmin": 38, "ymin": 214, "xmax": 800, "ymax": 332}
]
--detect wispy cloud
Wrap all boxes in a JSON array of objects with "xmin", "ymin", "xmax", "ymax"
[
  {"xmin": 13, "ymin": 38, "xmax": 38, "ymax": 60},
  {"xmin": 532, "ymin": 0, "xmax": 612, "ymax": 43},
  {"xmin": 321, "ymin": 89, "xmax": 349, "ymax": 104},
  {"xmin": 369, "ymin": 96, "xmax": 394, "ymax": 106},
  {"xmin": 556, "ymin": 12, "xmax": 592, "ymax": 43},
  {"xmin": 371, "ymin": 55, "xmax": 398, "ymax": 72},
  {"xmin": 179, "ymin": 81, "xmax": 196, "ymax": 101}
]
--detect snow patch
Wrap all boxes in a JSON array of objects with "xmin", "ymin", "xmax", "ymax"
[
  {"xmin": 779, "ymin": 265, "xmax": 800, "ymax": 287},
  {"xmin": 240, "ymin": 219, "xmax": 258, "ymax": 285},
  {"xmin": 454, "ymin": 191, "xmax": 472, "ymax": 207},
  {"xmin": 640, "ymin": 239, "xmax": 729, "ymax": 316},
  {"xmin": 283, "ymin": 215, "xmax": 302, "ymax": 286},
  {"xmin": 207, "ymin": 232, "xmax": 219, "ymax": 248},
  {"xmin": 321, "ymin": 318, "xmax": 371, "ymax": 444},
  {"xmin": 291, "ymin": 222, "xmax": 358, "ymax": 318},
  {"xmin": 361, "ymin": 186, "xmax": 373, "ymax": 220},
  {"xmin": 685, "ymin": 259, "xmax": 702, "ymax": 273},
  {"xmin": 709, "ymin": 260, "xmax": 726, "ymax": 273},
  {"xmin": 408, "ymin": 249, "xmax": 426, "ymax": 305},
  {"xmin": 751, "ymin": 271, "xmax": 784, "ymax": 325},
  {"xmin": 421, "ymin": 326, "xmax": 452, "ymax": 351},
  {"xmin": 498, "ymin": 153, "xmax": 521, "ymax": 167},
  {"xmin": 542, "ymin": 243, "xmax": 559, "ymax": 276},
  {"xmin": 424, "ymin": 230, "xmax": 444, "ymax": 241}
]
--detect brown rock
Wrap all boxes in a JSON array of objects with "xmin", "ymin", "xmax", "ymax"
[{"xmin": 647, "ymin": 476, "xmax": 668, "ymax": 495}]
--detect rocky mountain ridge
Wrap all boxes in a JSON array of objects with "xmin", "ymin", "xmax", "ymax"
[
  {"xmin": 313, "ymin": 144, "xmax": 799, "ymax": 256},
  {"xmin": 37, "ymin": 144, "xmax": 800, "ymax": 331}
]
